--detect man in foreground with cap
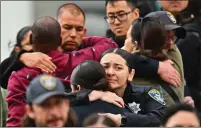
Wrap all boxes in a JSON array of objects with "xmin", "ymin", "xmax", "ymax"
[{"xmin": 21, "ymin": 74, "xmax": 75, "ymax": 127}]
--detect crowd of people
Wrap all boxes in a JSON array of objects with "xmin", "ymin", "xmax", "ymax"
[{"xmin": 0, "ymin": 0, "xmax": 201, "ymax": 127}]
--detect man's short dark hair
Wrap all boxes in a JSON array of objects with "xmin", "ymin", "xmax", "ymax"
[
  {"xmin": 56, "ymin": 3, "xmax": 86, "ymax": 23},
  {"xmin": 105, "ymin": 0, "xmax": 138, "ymax": 10},
  {"xmin": 31, "ymin": 16, "xmax": 61, "ymax": 45},
  {"xmin": 161, "ymin": 103, "xmax": 200, "ymax": 126}
]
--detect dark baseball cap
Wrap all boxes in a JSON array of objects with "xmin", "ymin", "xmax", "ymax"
[
  {"xmin": 144, "ymin": 11, "xmax": 186, "ymax": 39},
  {"xmin": 26, "ymin": 74, "xmax": 70, "ymax": 104}
]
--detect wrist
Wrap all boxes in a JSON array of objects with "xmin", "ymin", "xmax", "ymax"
[
  {"xmin": 89, "ymin": 90, "xmax": 103, "ymax": 101},
  {"xmin": 19, "ymin": 53, "xmax": 28, "ymax": 63},
  {"xmin": 158, "ymin": 62, "xmax": 163, "ymax": 74},
  {"xmin": 120, "ymin": 114, "xmax": 127, "ymax": 127}
]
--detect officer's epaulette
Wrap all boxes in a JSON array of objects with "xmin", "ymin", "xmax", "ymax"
[{"xmin": 131, "ymin": 84, "xmax": 151, "ymax": 93}]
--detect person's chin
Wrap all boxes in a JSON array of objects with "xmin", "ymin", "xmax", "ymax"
[
  {"xmin": 63, "ymin": 45, "xmax": 78, "ymax": 52},
  {"xmin": 48, "ymin": 120, "xmax": 64, "ymax": 127},
  {"xmin": 114, "ymin": 31, "xmax": 126, "ymax": 38}
]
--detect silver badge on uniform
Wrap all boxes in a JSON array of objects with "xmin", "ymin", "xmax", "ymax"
[{"xmin": 128, "ymin": 102, "xmax": 141, "ymax": 114}]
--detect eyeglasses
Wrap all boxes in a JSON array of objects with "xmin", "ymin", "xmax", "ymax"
[{"xmin": 104, "ymin": 10, "xmax": 134, "ymax": 24}]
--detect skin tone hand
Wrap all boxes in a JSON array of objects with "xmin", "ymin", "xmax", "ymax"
[
  {"xmin": 20, "ymin": 52, "xmax": 56, "ymax": 73},
  {"xmin": 158, "ymin": 60, "xmax": 181, "ymax": 87},
  {"xmin": 184, "ymin": 96, "xmax": 195, "ymax": 107},
  {"xmin": 99, "ymin": 113, "xmax": 121, "ymax": 127},
  {"xmin": 122, "ymin": 40, "xmax": 137, "ymax": 53},
  {"xmin": 88, "ymin": 90, "xmax": 125, "ymax": 108}
]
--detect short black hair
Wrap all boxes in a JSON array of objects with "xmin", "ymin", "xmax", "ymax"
[
  {"xmin": 70, "ymin": 60, "xmax": 108, "ymax": 91},
  {"xmin": 105, "ymin": 0, "xmax": 138, "ymax": 10},
  {"xmin": 31, "ymin": 16, "xmax": 61, "ymax": 45},
  {"xmin": 56, "ymin": 3, "xmax": 86, "ymax": 23},
  {"xmin": 161, "ymin": 103, "xmax": 200, "ymax": 126}
]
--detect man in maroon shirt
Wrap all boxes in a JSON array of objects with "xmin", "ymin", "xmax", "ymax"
[{"xmin": 6, "ymin": 16, "xmax": 117, "ymax": 127}]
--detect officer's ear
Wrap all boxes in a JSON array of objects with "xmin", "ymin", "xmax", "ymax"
[
  {"xmin": 77, "ymin": 85, "xmax": 81, "ymax": 91},
  {"xmin": 128, "ymin": 69, "xmax": 135, "ymax": 82},
  {"xmin": 29, "ymin": 34, "xmax": 33, "ymax": 44},
  {"xmin": 25, "ymin": 104, "xmax": 35, "ymax": 119}
]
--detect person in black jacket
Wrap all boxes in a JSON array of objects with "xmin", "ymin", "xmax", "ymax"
[
  {"xmin": 70, "ymin": 60, "xmax": 132, "ymax": 126},
  {"xmin": 98, "ymin": 49, "xmax": 165, "ymax": 127},
  {"xmin": 159, "ymin": 0, "xmax": 201, "ymax": 111},
  {"xmin": 176, "ymin": 0, "xmax": 201, "ymax": 112}
]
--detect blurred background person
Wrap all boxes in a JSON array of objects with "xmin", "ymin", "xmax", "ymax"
[
  {"xmin": 161, "ymin": 103, "xmax": 200, "ymax": 127},
  {"xmin": 22, "ymin": 75, "xmax": 76, "ymax": 127},
  {"xmin": 0, "ymin": 26, "xmax": 31, "ymax": 127},
  {"xmin": 8, "ymin": 26, "xmax": 32, "ymax": 56},
  {"xmin": 159, "ymin": 0, "xmax": 201, "ymax": 112},
  {"xmin": 0, "ymin": 26, "xmax": 32, "ymax": 89},
  {"xmin": 83, "ymin": 114, "xmax": 117, "ymax": 127}
]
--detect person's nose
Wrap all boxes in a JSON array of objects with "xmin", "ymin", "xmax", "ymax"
[{"xmin": 70, "ymin": 28, "xmax": 77, "ymax": 38}]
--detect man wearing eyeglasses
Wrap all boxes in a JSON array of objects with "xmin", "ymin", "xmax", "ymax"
[{"xmin": 105, "ymin": 0, "xmax": 139, "ymax": 48}]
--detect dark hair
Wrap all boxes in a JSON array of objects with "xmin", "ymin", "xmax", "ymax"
[
  {"xmin": 131, "ymin": 19, "xmax": 141, "ymax": 45},
  {"xmin": 105, "ymin": 0, "xmax": 137, "ymax": 10},
  {"xmin": 101, "ymin": 48, "xmax": 135, "ymax": 71},
  {"xmin": 21, "ymin": 108, "xmax": 77, "ymax": 127},
  {"xmin": 136, "ymin": 17, "xmax": 168, "ymax": 61},
  {"xmin": 83, "ymin": 114, "xmax": 117, "ymax": 127},
  {"xmin": 136, "ymin": 1, "xmax": 159, "ymax": 17},
  {"xmin": 31, "ymin": 16, "xmax": 61, "ymax": 45},
  {"xmin": 70, "ymin": 60, "xmax": 108, "ymax": 91},
  {"xmin": 161, "ymin": 103, "xmax": 200, "ymax": 126},
  {"xmin": 56, "ymin": 3, "xmax": 86, "ymax": 23},
  {"xmin": 9, "ymin": 26, "xmax": 31, "ymax": 56},
  {"xmin": 187, "ymin": 0, "xmax": 201, "ymax": 17}
]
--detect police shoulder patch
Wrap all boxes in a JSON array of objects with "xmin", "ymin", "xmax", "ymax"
[
  {"xmin": 148, "ymin": 89, "xmax": 166, "ymax": 105},
  {"xmin": 40, "ymin": 75, "xmax": 57, "ymax": 90}
]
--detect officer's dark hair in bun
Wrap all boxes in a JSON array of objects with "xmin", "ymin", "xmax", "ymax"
[
  {"xmin": 101, "ymin": 48, "xmax": 135, "ymax": 72},
  {"xmin": 70, "ymin": 60, "xmax": 108, "ymax": 91}
]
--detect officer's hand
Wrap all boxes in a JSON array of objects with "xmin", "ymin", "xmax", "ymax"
[
  {"xmin": 20, "ymin": 52, "xmax": 56, "ymax": 73},
  {"xmin": 158, "ymin": 60, "xmax": 181, "ymax": 87},
  {"xmin": 99, "ymin": 113, "xmax": 121, "ymax": 127},
  {"xmin": 122, "ymin": 40, "xmax": 137, "ymax": 53},
  {"xmin": 184, "ymin": 96, "xmax": 195, "ymax": 107},
  {"xmin": 101, "ymin": 91, "xmax": 125, "ymax": 108}
]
